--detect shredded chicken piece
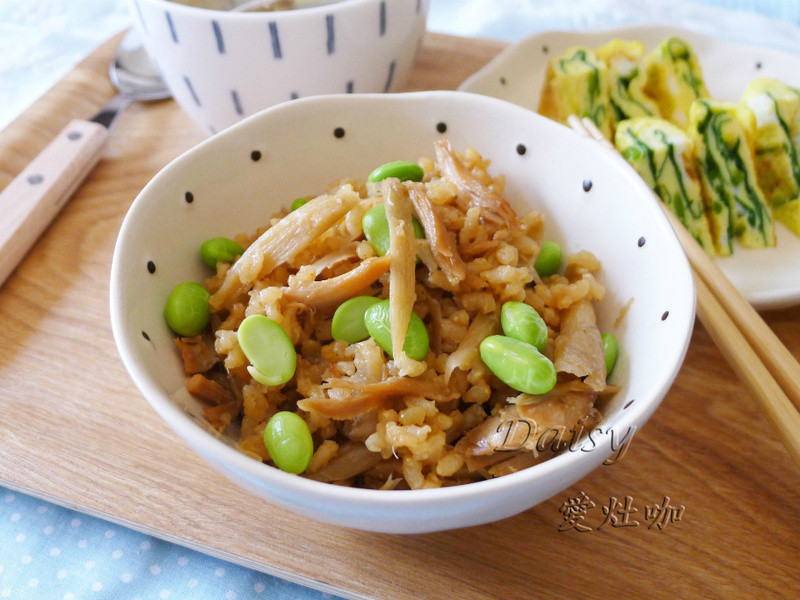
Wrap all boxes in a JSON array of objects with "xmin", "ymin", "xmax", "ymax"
[
  {"xmin": 383, "ymin": 179, "xmax": 427, "ymax": 377},
  {"xmin": 210, "ymin": 188, "xmax": 360, "ymax": 310},
  {"xmin": 486, "ymin": 451, "xmax": 541, "ymax": 477},
  {"xmin": 463, "ymin": 451, "xmax": 523, "ymax": 473},
  {"xmin": 174, "ymin": 336, "xmax": 219, "ymax": 375},
  {"xmin": 444, "ymin": 312, "xmax": 498, "ymax": 383},
  {"xmin": 307, "ymin": 242, "xmax": 359, "ymax": 276},
  {"xmin": 425, "ymin": 295, "xmax": 443, "ymax": 354},
  {"xmin": 305, "ymin": 442, "xmax": 381, "ymax": 483},
  {"xmin": 281, "ymin": 256, "xmax": 390, "ymax": 310},
  {"xmin": 202, "ymin": 401, "xmax": 241, "ymax": 433},
  {"xmin": 186, "ymin": 373, "xmax": 234, "ymax": 405},
  {"xmin": 407, "ymin": 183, "xmax": 467, "ymax": 285},
  {"xmin": 466, "ymin": 403, "xmax": 601, "ymax": 476},
  {"xmin": 379, "ymin": 476, "xmax": 402, "ymax": 490},
  {"xmin": 459, "ymin": 240, "xmax": 503, "ymax": 258},
  {"xmin": 456, "ymin": 380, "xmax": 598, "ymax": 457},
  {"xmin": 434, "ymin": 139, "xmax": 520, "ymax": 229},
  {"xmin": 515, "ymin": 379, "xmax": 598, "ymax": 417},
  {"xmin": 615, "ymin": 296, "xmax": 634, "ymax": 328},
  {"xmin": 341, "ymin": 410, "xmax": 379, "ymax": 442},
  {"xmin": 553, "ymin": 300, "xmax": 607, "ymax": 392},
  {"xmin": 299, "ymin": 377, "xmax": 458, "ymax": 419}
]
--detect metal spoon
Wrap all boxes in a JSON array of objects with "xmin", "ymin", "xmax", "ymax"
[
  {"xmin": 0, "ymin": 30, "xmax": 170, "ymax": 289},
  {"xmin": 95, "ymin": 30, "xmax": 171, "ymax": 128}
]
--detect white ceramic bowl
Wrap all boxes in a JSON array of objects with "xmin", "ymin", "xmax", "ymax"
[
  {"xmin": 110, "ymin": 91, "xmax": 695, "ymax": 533},
  {"xmin": 129, "ymin": 0, "xmax": 428, "ymax": 133}
]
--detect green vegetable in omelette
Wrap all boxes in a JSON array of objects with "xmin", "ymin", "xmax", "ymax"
[
  {"xmin": 642, "ymin": 36, "xmax": 709, "ymax": 128},
  {"xmin": 595, "ymin": 39, "xmax": 658, "ymax": 125},
  {"xmin": 742, "ymin": 77, "xmax": 800, "ymax": 238},
  {"xmin": 538, "ymin": 45, "xmax": 614, "ymax": 139},
  {"xmin": 688, "ymin": 99, "xmax": 775, "ymax": 254},
  {"xmin": 615, "ymin": 116, "xmax": 715, "ymax": 253}
]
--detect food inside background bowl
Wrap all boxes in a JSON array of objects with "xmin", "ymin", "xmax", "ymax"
[
  {"xmin": 169, "ymin": 0, "xmax": 341, "ymax": 10},
  {"xmin": 130, "ymin": 0, "xmax": 428, "ymax": 134},
  {"xmin": 110, "ymin": 92, "xmax": 694, "ymax": 532}
]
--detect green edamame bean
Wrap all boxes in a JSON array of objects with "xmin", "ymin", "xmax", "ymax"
[
  {"xmin": 602, "ymin": 332, "xmax": 618, "ymax": 376},
  {"xmin": 364, "ymin": 299, "xmax": 429, "ymax": 361},
  {"xmin": 331, "ymin": 296, "xmax": 381, "ymax": 343},
  {"xmin": 367, "ymin": 160, "xmax": 425, "ymax": 183},
  {"xmin": 263, "ymin": 411, "xmax": 314, "ymax": 474},
  {"xmin": 500, "ymin": 301, "xmax": 548, "ymax": 353},
  {"xmin": 290, "ymin": 197, "xmax": 309, "ymax": 212},
  {"xmin": 164, "ymin": 282, "xmax": 210, "ymax": 337},
  {"xmin": 200, "ymin": 237, "xmax": 244, "ymax": 269},
  {"xmin": 362, "ymin": 204, "xmax": 425, "ymax": 257},
  {"xmin": 479, "ymin": 335, "xmax": 556, "ymax": 395},
  {"xmin": 237, "ymin": 315, "xmax": 296, "ymax": 387},
  {"xmin": 534, "ymin": 241, "xmax": 562, "ymax": 277}
]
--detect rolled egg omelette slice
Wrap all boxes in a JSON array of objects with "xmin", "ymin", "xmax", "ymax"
[
  {"xmin": 742, "ymin": 77, "xmax": 800, "ymax": 238},
  {"xmin": 688, "ymin": 98, "xmax": 775, "ymax": 254},
  {"xmin": 643, "ymin": 37, "xmax": 709, "ymax": 128},
  {"xmin": 615, "ymin": 116, "xmax": 715, "ymax": 253},
  {"xmin": 538, "ymin": 45, "xmax": 614, "ymax": 139},
  {"xmin": 595, "ymin": 40, "xmax": 659, "ymax": 126}
]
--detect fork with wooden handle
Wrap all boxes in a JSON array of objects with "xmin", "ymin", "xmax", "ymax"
[
  {"xmin": 0, "ymin": 29, "xmax": 169, "ymax": 290},
  {"xmin": 568, "ymin": 115, "xmax": 800, "ymax": 468}
]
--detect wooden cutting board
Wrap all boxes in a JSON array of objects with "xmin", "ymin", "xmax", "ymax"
[{"xmin": 1, "ymin": 31, "xmax": 799, "ymax": 600}]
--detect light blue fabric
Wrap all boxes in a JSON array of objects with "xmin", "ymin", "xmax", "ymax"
[
  {"xmin": 427, "ymin": 0, "xmax": 800, "ymax": 52},
  {"xmin": 2, "ymin": 1, "xmax": 800, "ymax": 598},
  {"xmin": 0, "ymin": 490, "xmax": 342, "ymax": 599}
]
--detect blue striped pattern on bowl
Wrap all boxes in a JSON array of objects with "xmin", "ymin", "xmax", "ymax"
[{"xmin": 131, "ymin": 0, "xmax": 429, "ymax": 134}]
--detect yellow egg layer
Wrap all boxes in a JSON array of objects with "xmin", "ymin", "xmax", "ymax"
[
  {"xmin": 615, "ymin": 116, "xmax": 715, "ymax": 253},
  {"xmin": 538, "ymin": 45, "xmax": 613, "ymax": 139},
  {"xmin": 642, "ymin": 37, "xmax": 709, "ymax": 128},
  {"xmin": 688, "ymin": 99, "xmax": 775, "ymax": 254},
  {"xmin": 742, "ymin": 77, "xmax": 800, "ymax": 237}
]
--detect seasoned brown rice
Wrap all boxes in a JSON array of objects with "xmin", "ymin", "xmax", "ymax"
[{"xmin": 176, "ymin": 140, "xmax": 613, "ymax": 489}]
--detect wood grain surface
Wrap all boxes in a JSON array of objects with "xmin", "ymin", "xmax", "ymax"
[{"xmin": 1, "ymin": 31, "xmax": 799, "ymax": 600}]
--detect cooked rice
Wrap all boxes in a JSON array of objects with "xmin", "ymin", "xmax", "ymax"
[{"xmin": 180, "ymin": 141, "xmax": 612, "ymax": 489}]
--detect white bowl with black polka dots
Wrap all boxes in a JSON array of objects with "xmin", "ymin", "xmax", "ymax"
[
  {"xmin": 130, "ymin": 0, "xmax": 428, "ymax": 134},
  {"xmin": 110, "ymin": 90, "xmax": 695, "ymax": 533}
]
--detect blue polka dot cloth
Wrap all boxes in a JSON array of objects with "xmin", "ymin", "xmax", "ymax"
[{"xmin": 0, "ymin": 491, "xmax": 343, "ymax": 599}]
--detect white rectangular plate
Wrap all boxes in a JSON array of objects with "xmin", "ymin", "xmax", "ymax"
[{"xmin": 459, "ymin": 23, "xmax": 800, "ymax": 309}]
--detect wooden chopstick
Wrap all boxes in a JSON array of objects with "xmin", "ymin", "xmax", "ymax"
[
  {"xmin": 693, "ymin": 271, "xmax": 800, "ymax": 463},
  {"xmin": 567, "ymin": 115, "xmax": 800, "ymax": 467}
]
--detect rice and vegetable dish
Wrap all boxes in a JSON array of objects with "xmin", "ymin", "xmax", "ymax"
[{"xmin": 165, "ymin": 140, "xmax": 619, "ymax": 489}]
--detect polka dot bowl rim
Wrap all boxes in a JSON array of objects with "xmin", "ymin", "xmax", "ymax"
[{"xmin": 109, "ymin": 90, "xmax": 696, "ymax": 533}]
